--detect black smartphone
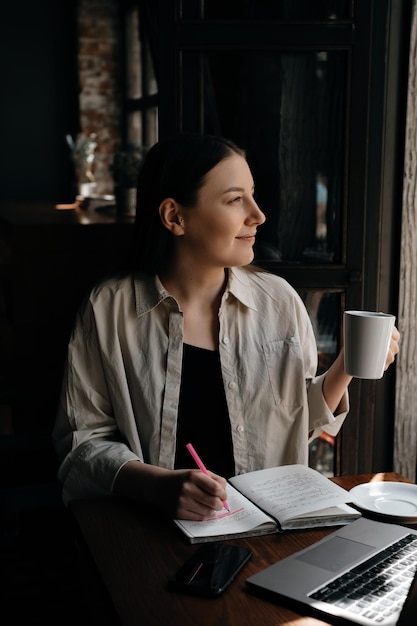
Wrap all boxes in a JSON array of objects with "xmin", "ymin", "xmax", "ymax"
[{"xmin": 168, "ymin": 542, "xmax": 253, "ymax": 597}]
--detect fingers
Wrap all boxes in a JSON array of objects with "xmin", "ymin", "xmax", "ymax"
[
  {"xmin": 207, "ymin": 470, "xmax": 228, "ymax": 496},
  {"xmin": 385, "ymin": 326, "xmax": 400, "ymax": 370},
  {"xmin": 392, "ymin": 325, "xmax": 401, "ymax": 343},
  {"xmin": 176, "ymin": 470, "xmax": 228, "ymax": 521}
]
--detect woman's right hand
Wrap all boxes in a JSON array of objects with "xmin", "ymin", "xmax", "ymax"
[
  {"xmin": 114, "ymin": 461, "xmax": 228, "ymax": 521},
  {"xmin": 167, "ymin": 468, "xmax": 228, "ymax": 520}
]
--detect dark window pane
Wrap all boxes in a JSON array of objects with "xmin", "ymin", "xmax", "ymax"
[
  {"xmin": 199, "ymin": 0, "xmax": 352, "ymax": 21},
  {"xmin": 191, "ymin": 50, "xmax": 346, "ymax": 263},
  {"xmin": 300, "ymin": 290, "xmax": 340, "ymax": 477},
  {"xmin": 124, "ymin": 6, "xmax": 158, "ymax": 148},
  {"xmin": 299, "ymin": 291, "xmax": 340, "ymax": 372}
]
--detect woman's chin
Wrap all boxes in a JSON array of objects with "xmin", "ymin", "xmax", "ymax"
[{"xmin": 230, "ymin": 252, "xmax": 255, "ymax": 267}]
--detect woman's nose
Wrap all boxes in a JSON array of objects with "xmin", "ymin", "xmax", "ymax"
[{"xmin": 249, "ymin": 201, "xmax": 266, "ymax": 225}]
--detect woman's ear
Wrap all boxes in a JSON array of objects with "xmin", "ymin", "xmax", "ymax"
[{"xmin": 159, "ymin": 198, "xmax": 185, "ymax": 235}]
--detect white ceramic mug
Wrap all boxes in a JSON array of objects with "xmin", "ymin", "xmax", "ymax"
[{"xmin": 343, "ymin": 311, "xmax": 396, "ymax": 379}]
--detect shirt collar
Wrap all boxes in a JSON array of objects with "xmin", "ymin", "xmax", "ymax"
[
  {"xmin": 226, "ymin": 266, "xmax": 258, "ymax": 311},
  {"xmin": 133, "ymin": 273, "xmax": 176, "ymax": 316},
  {"xmin": 133, "ymin": 266, "xmax": 258, "ymax": 317}
]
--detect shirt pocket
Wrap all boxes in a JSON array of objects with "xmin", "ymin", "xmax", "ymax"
[{"xmin": 262, "ymin": 338, "xmax": 305, "ymax": 407}]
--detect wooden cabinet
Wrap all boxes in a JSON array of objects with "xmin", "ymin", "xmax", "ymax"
[{"xmin": 0, "ymin": 201, "xmax": 134, "ymax": 481}]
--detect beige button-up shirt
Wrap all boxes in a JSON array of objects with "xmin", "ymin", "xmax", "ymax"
[{"xmin": 53, "ymin": 265, "xmax": 348, "ymax": 504}]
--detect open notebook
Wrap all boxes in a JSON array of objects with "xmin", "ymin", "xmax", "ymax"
[{"xmin": 246, "ymin": 517, "xmax": 417, "ymax": 625}]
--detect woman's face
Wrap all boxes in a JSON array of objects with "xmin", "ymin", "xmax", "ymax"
[{"xmin": 179, "ymin": 155, "xmax": 266, "ymax": 269}]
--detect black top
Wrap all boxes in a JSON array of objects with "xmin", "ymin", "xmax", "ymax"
[{"xmin": 174, "ymin": 343, "xmax": 235, "ymax": 478}]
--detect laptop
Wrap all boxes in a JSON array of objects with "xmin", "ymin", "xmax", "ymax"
[{"xmin": 246, "ymin": 517, "xmax": 417, "ymax": 625}]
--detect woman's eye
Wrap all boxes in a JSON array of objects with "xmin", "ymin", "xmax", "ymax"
[{"xmin": 229, "ymin": 196, "xmax": 242, "ymax": 204}]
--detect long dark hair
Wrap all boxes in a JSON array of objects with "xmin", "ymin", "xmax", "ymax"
[{"xmin": 130, "ymin": 133, "xmax": 246, "ymax": 275}]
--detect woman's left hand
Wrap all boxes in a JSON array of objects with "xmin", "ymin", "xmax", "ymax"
[{"xmin": 385, "ymin": 326, "xmax": 400, "ymax": 371}]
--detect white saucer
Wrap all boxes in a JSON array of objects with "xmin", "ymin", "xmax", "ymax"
[{"xmin": 349, "ymin": 481, "xmax": 417, "ymax": 522}]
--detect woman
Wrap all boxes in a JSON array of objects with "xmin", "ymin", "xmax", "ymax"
[{"xmin": 53, "ymin": 133, "xmax": 400, "ymax": 521}]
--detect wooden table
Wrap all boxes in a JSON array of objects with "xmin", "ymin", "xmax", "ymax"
[{"xmin": 70, "ymin": 472, "xmax": 412, "ymax": 626}]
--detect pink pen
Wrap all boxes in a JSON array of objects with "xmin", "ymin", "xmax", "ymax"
[{"xmin": 186, "ymin": 442, "xmax": 230, "ymax": 512}]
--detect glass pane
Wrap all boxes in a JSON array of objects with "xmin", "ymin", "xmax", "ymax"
[
  {"xmin": 309, "ymin": 431, "xmax": 335, "ymax": 476},
  {"xmin": 124, "ymin": 7, "xmax": 158, "ymax": 148},
  {"xmin": 300, "ymin": 291, "xmax": 339, "ymax": 373},
  {"xmin": 127, "ymin": 111, "xmax": 142, "ymax": 145},
  {"xmin": 125, "ymin": 7, "xmax": 141, "ymax": 99},
  {"xmin": 145, "ymin": 107, "xmax": 159, "ymax": 147},
  {"xmin": 300, "ymin": 290, "xmax": 340, "ymax": 477},
  {"xmin": 126, "ymin": 110, "xmax": 158, "ymax": 154},
  {"xmin": 195, "ymin": 49, "xmax": 346, "ymax": 264},
  {"xmin": 200, "ymin": 0, "xmax": 352, "ymax": 21},
  {"xmin": 145, "ymin": 38, "xmax": 158, "ymax": 96}
]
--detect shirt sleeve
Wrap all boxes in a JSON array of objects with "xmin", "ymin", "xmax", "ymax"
[
  {"xmin": 307, "ymin": 372, "xmax": 349, "ymax": 442},
  {"xmin": 52, "ymin": 297, "xmax": 140, "ymax": 505}
]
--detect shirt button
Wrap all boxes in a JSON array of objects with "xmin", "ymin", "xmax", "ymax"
[
  {"xmin": 237, "ymin": 424, "xmax": 245, "ymax": 433},
  {"xmin": 223, "ymin": 337, "xmax": 230, "ymax": 344},
  {"xmin": 228, "ymin": 381, "xmax": 237, "ymax": 390}
]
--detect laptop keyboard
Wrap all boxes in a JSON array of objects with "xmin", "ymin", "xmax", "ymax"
[{"xmin": 309, "ymin": 533, "xmax": 417, "ymax": 623}]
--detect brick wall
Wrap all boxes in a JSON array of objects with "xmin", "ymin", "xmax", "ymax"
[{"xmin": 77, "ymin": 0, "xmax": 123, "ymax": 195}]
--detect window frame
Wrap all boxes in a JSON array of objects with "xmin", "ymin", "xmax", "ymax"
[{"xmin": 126, "ymin": 0, "xmax": 411, "ymax": 475}]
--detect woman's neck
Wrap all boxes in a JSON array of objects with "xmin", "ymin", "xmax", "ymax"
[
  {"xmin": 160, "ymin": 265, "xmax": 228, "ymax": 308},
  {"xmin": 160, "ymin": 266, "xmax": 228, "ymax": 351}
]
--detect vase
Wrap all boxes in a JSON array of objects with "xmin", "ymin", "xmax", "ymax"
[{"xmin": 115, "ymin": 186, "xmax": 137, "ymax": 217}]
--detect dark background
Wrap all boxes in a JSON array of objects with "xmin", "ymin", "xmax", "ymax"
[{"xmin": 0, "ymin": 1, "xmax": 79, "ymax": 203}]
